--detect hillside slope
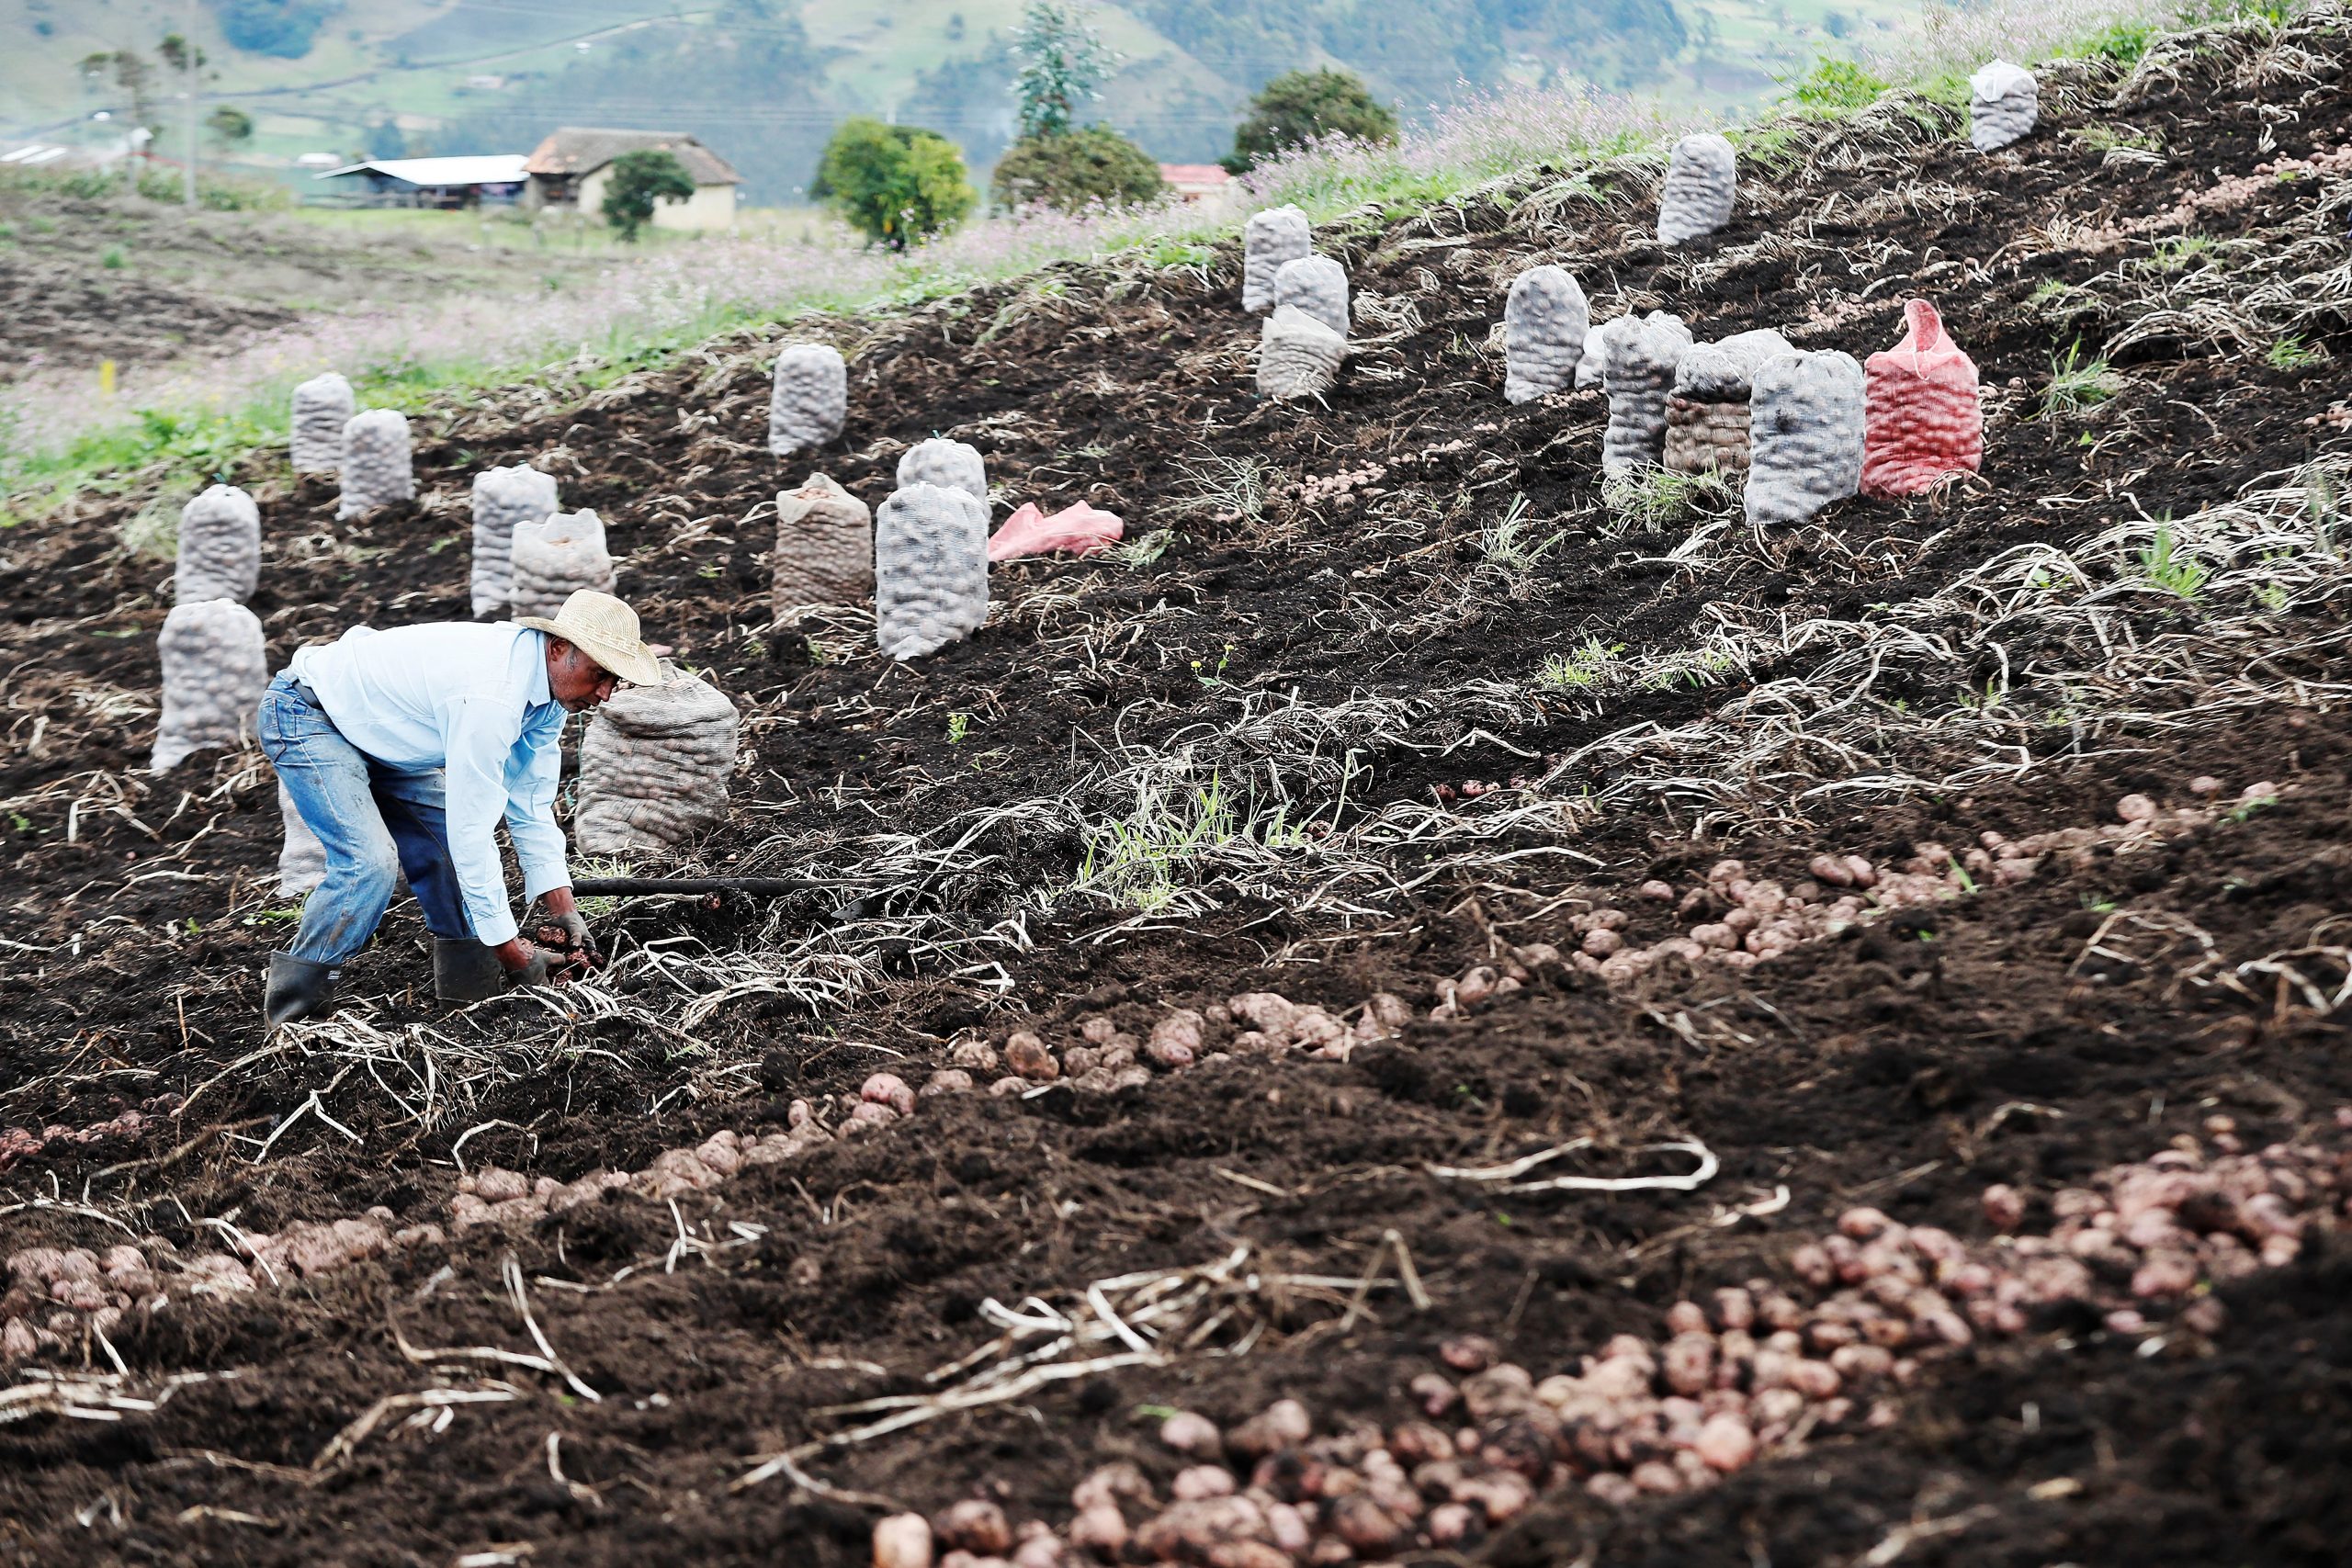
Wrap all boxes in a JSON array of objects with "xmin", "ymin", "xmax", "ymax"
[
  {"xmin": 4, "ymin": 0, "xmax": 1919, "ymax": 197},
  {"xmin": 5, "ymin": 7, "xmax": 2352, "ymax": 1566}
]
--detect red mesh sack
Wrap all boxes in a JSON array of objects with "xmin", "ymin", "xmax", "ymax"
[{"xmin": 1861, "ymin": 299, "xmax": 1983, "ymax": 498}]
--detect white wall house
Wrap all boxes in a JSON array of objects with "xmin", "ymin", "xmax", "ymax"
[{"xmin": 522, "ymin": 128, "xmax": 742, "ymax": 231}]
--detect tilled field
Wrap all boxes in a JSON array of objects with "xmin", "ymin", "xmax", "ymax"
[{"xmin": 5, "ymin": 10, "xmax": 2352, "ymax": 1565}]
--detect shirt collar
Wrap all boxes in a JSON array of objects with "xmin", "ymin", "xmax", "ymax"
[{"xmin": 523, "ymin": 628, "xmax": 553, "ymax": 709}]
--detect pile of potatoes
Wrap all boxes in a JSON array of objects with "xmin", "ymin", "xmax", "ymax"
[
  {"xmin": 865, "ymin": 1121, "xmax": 2346, "ymax": 1564},
  {"xmin": 1430, "ymin": 779, "xmax": 2290, "ymax": 997},
  {"xmin": 0, "ymin": 1095, "xmax": 179, "ymax": 1174}
]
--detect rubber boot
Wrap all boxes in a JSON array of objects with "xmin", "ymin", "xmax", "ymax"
[
  {"xmin": 435, "ymin": 938, "xmax": 505, "ymax": 1004},
  {"xmin": 264, "ymin": 952, "xmax": 337, "ymax": 1027}
]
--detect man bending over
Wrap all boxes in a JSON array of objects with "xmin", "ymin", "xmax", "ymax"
[{"xmin": 255, "ymin": 589, "xmax": 664, "ymax": 1024}]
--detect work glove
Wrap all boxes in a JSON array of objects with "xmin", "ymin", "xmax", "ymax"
[
  {"xmin": 548, "ymin": 909, "xmax": 601, "ymax": 967},
  {"xmin": 503, "ymin": 940, "xmax": 564, "ymax": 988}
]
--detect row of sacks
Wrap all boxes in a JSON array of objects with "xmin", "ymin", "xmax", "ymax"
[
  {"xmin": 288, "ymin": 372, "xmax": 419, "ymax": 522},
  {"xmin": 770, "ymin": 435, "xmax": 1120, "ymax": 661},
  {"xmin": 1505, "ymin": 267, "xmax": 1984, "ymax": 525},
  {"xmin": 1239, "ymin": 205, "xmax": 1353, "ymax": 400}
]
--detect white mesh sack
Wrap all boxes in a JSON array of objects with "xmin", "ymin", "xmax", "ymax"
[
  {"xmin": 1241, "ymin": 206, "xmax": 1312, "ymax": 313},
  {"xmin": 289, "ymin": 372, "xmax": 353, "ymax": 474},
  {"xmin": 1257, "ymin": 304, "xmax": 1347, "ymax": 400},
  {"xmin": 875, "ymin": 482, "xmax": 989, "ymax": 661},
  {"xmin": 336, "ymin": 409, "xmax": 415, "ymax": 521},
  {"xmin": 1503, "ymin": 265, "xmax": 1590, "ymax": 403},
  {"xmin": 768, "ymin": 344, "xmax": 849, "ymax": 458},
  {"xmin": 1272, "ymin": 254, "xmax": 1350, "ymax": 335},
  {"xmin": 509, "ymin": 509, "xmax": 616, "ymax": 621},
  {"xmin": 1575, "ymin": 322, "xmax": 1611, "ymax": 389},
  {"xmin": 1746, "ymin": 350, "xmax": 1868, "ymax": 527},
  {"xmin": 175, "ymin": 484, "xmax": 260, "ymax": 605},
  {"xmin": 1657, "ymin": 132, "xmax": 1737, "ymax": 245},
  {"xmin": 1970, "ymin": 60, "xmax": 2039, "ymax": 152},
  {"xmin": 895, "ymin": 437, "xmax": 988, "ymax": 502},
  {"xmin": 574, "ymin": 667, "xmax": 741, "ymax": 855},
  {"xmin": 1600, "ymin": 310, "xmax": 1696, "ymax": 474},
  {"xmin": 469, "ymin": 464, "xmax": 560, "ymax": 619},
  {"xmin": 152, "ymin": 600, "xmax": 266, "ymax": 773}
]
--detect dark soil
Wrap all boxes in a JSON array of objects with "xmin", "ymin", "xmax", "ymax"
[{"xmin": 5, "ymin": 18, "xmax": 2352, "ymax": 1567}]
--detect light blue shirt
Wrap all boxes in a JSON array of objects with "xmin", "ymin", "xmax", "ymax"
[{"xmin": 289, "ymin": 623, "xmax": 570, "ymax": 946}]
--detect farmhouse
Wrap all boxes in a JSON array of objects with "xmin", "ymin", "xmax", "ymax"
[
  {"xmin": 311, "ymin": 153, "xmax": 529, "ymax": 209},
  {"xmin": 522, "ymin": 128, "xmax": 742, "ymax": 231}
]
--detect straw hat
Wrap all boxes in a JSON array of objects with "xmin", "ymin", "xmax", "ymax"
[{"xmin": 516, "ymin": 590, "xmax": 665, "ymax": 686}]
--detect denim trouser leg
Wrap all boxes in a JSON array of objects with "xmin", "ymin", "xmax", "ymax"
[
  {"xmin": 257, "ymin": 676, "xmax": 476, "ymax": 964},
  {"xmin": 368, "ymin": 763, "xmax": 472, "ymax": 941}
]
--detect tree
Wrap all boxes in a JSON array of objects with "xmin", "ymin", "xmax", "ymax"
[
  {"xmin": 80, "ymin": 50, "xmax": 154, "ymax": 133},
  {"xmin": 990, "ymin": 125, "xmax": 1165, "ymax": 212},
  {"xmin": 811, "ymin": 118, "xmax": 977, "ymax": 249},
  {"xmin": 1012, "ymin": 0, "xmax": 1111, "ymax": 140},
  {"xmin": 215, "ymin": 0, "xmax": 338, "ymax": 59},
  {"xmin": 1223, "ymin": 68, "xmax": 1400, "ymax": 174},
  {"xmin": 157, "ymin": 32, "xmax": 205, "ymax": 73},
  {"xmin": 205, "ymin": 106, "xmax": 254, "ymax": 152},
  {"xmin": 601, "ymin": 149, "xmax": 697, "ymax": 241}
]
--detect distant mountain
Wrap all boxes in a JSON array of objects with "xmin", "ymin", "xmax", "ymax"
[{"xmin": 0, "ymin": 0, "xmax": 1920, "ymax": 203}]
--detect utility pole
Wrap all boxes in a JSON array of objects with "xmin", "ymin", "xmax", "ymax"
[{"xmin": 183, "ymin": 0, "xmax": 198, "ymax": 209}]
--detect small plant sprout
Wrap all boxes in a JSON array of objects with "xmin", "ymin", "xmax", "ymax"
[
  {"xmin": 1478, "ymin": 494, "xmax": 1564, "ymax": 577},
  {"xmin": 2042, "ymin": 342, "xmax": 2120, "ymax": 421},
  {"xmin": 2138, "ymin": 526, "xmax": 2210, "ymax": 600},
  {"xmin": 946, "ymin": 711, "xmax": 973, "ymax": 744},
  {"xmin": 1534, "ymin": 638, "xmax": 1625, "ymax": 692},
  {"xmin": 1191, "ymin": 642, "xmax": 1238, "ymax": 687},
  {"xmin": 2267, "ymin": 335, "xmax": 2328, "ymax": 372},
  {"xmin": 1602, "ymin": 466, "xmax": 1736, "ymax": 530},
  {"xmin": 1069, "ymin": 770, "xmax": 1320, "ymax": 913},
  {"xmin": 2148, "ymin": 233, "xmax": 2218, "ymax": 273}
]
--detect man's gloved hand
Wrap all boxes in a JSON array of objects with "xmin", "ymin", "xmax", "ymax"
[
  {"xmin": 548, "ymin": 910, "xmax": 599, "ymax": 965},
  {"xmin": 500, "ymin": 939, "xmax": 564, "ymax": 987}
]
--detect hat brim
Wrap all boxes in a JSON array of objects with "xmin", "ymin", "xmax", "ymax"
[{"xmin": 517, "ymin": 616, "xmax": 667, "ymax": 686}]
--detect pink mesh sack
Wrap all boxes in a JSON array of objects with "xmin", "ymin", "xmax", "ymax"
[{"xmin": 1861, "ymin": 299, "xmax": 1983, "ymax": 499}]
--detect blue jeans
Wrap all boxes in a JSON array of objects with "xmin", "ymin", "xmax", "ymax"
[{"xmin": 256, "ymin": 673, "xmax": 472, "ymax": 965}]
